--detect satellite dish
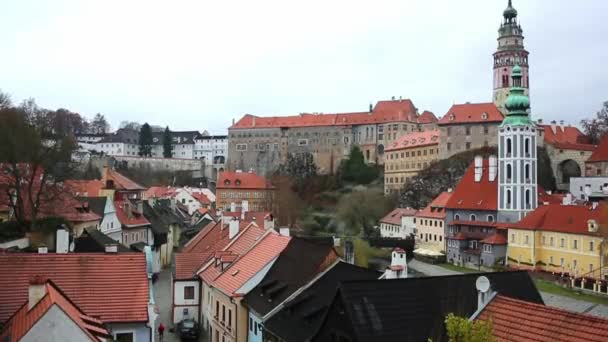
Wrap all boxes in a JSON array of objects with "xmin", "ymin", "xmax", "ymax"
[{"xmin": 476, "ymin": 276, "xmax": 490, "ymax": 293}]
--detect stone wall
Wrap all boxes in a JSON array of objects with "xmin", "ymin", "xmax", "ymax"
[
  {"xmin": 439, "ymin": 122, "xmax": 500, "ymax": 159},
  {"xmin": 545, "ymin": 144, "xmax": 591, "ymax": 190}
]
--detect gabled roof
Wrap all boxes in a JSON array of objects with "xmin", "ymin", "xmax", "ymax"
[
  {"xmin": 0, "ymin": 253, "xmax": 149, "ymax": 324},
  {"xmin": 477, "ymin": 295, "xmax": 608, "ymax": 342},
  {"xmin": 208, "ymin": 232, "xmax": 290, "ymax": 297},
  {"xmin": 480, "ymin": 233, "xmax": 508, "ymax": 245},
  {"xmin": 418, "ymin": 111, "xmax": 438, "ymax": 124},
  {"xmin": 217, "ymin": 171, "xmax": 274, "ymax": 190},
  {"xmin": 192, "ymin": 192, "xmax": 211, "ymax": 205},
  {"xmin": 229, "ymin": 99, "xmax": 418, "ymax": 129},
  {"xmin": 438, "ymin": 103, "xmax": 504, "ymax": 125},
  {"xmin": 244, "ymin": 237, "xmax": 338, "ymax": 317},
  {"xmin": 320, "ymin": 271, "xmax": 542, "ymax": 342},
  {"xmin": 588, "ymin": 135, "xmax": 608, "ymax": 162},
  {"xmin": 511, "ymin": 203, "xmax": 605, "ymax": 236},
  {"xmin": 76, "ymin": 196, "xmax": 108, "ymax": 217},
  {"xmin": 114, "ymin": 200, "xmax": 150, "ymax": 228},
  {"xmin": 416, "ymin": 191, "xmax": 453, "ymax": 219},
  {"xmin": 0, "ymin": 280, "xmax": 110, "ymax": 342},
  {"xmin": 385, "ymin": 130, "xmax": 440, "ymax": 152},
  {"xmin": 174, "ymin": 252, "xmax": 212, "ymax": 280},
  {"xmin": 446, "ymin": 159, "xmax": 497, "ymax": 211},
  {"xmin": 264, "ymin": 262, "xmax": 381, "ymax": 342},
  {"xmin": 142, "ymin": 202, "xmax": 171, "ymax": 234},
  {"xmin": 181, "ymin": 221, "xmax": 225, "ymax": 254},
  {"xmin": 379, "ymin": 208, "xmax": 418, "ymax": 225},
  {"xmin": 103, "ymin": 168, "xmax": 145, "ymax": 191},
  {"xmin": 144, "ymin": 186, "xmax": 177, "ymax": 199},
  {"xmin": 541, "ymin": 124, "xmax": 596, "ymax": 151},
  {"xmin": 65, "ymin": 180, "xmax": 104, "ymax": 197},
  {"xmin": 74, "ymin": 227, "xmax": 131, "ymax": 253}
]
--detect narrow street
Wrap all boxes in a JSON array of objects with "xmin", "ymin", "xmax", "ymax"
[
  {"xmin": 154, "ymin": 267, "xmax": 207, "ymax": 342},
  {"xmin": 409, "ymin": 258, "xmax": 608, "ymax": 319}
]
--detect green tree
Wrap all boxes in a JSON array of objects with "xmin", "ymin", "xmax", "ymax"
[
  {"xmin": 138, "ymin": 123, "xmax": 153, "ymax": 157},
  {"xmin": 162, "ymin": 126, "xmax": 173, "ymax": 158},
  {"xmin": 279, "ymin": 152, "xmax": 318, "ymax": 193},
  {"xmin": 580, "ymin": 101, "xmax": 608, "ymax": 145},
  {"xmin": 339, "ymin": 146, "xmax": 379, "ymax": 184},
  {"xmin": 81, "ymin": 160, "xmax": 101, "ymax": 180},
  {"xmin": 444, "ymin": 313, "xmax": 493, "ymax": 342},
  {"xmin": 336, "ymin": 188, "xmax": 396, "ymax": 237}
]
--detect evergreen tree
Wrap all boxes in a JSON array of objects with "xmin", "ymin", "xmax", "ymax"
[
  {"xmin": 339, "ymin": 146, "xmax": 379, "ymax": 184},
  {"xmin": 138, "ymin": 123, "xmax": 153, "ymax": 157},
  {"xmin": 162, "ymin": 126, "xmax": 173, "ymax": 158}
]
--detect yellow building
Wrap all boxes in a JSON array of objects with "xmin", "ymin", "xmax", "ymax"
[
  {"xmin": 384, "ymin": 130, "xmax": 440, "ymax": 195},
  {"xmin": 507, "ymin": 203, "xmax": 608, "ymax": 279}
]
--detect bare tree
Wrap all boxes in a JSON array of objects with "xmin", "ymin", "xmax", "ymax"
[
  {"xmin": 0, "ymin": 89, "xmax": 11, "ymax": 109},
  {"xmin": 580, "ymin": 101, "xmax": 608, "ymax": 145}
]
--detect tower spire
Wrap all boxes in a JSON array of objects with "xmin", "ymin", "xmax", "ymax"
[{"xmin": 502, "ymin": 65, "xmax": 532, "ymax": 126}]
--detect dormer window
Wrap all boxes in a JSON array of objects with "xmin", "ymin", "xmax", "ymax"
[
  {"xmin": 449, "ymin": 114, "xmax": 455, "ymax": 121},
  {"xmin": 481, "ymin": 112, "xmax": 488, "ymax": 120},
  {"xmin": 224, "ymin": 180, "xmax": 230, "ymax": 186},
  {"xmin": 235, "ymin": 179, "xmax": 241, "ymax": 186}
]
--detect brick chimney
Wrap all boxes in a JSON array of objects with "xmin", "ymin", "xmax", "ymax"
[
  {"xmin": 28, "ymin": 276, "xmax": 47, "ymax": 310},
  {"xmin": 229, "ymin": 218, "xmax": 239, "ymax": 240}
]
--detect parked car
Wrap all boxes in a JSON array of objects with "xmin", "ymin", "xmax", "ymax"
[{"xmin": 177, "ymin": 319, "xmax": 199, "ymax": 340}]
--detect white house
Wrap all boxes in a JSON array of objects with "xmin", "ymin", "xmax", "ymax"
[
  {"xmin": 95, "ymin": 128, "xmax": 139, "ymax": 157},
  {"xmin": 82, "ymin": 196, "xmax": 122, "ymax": 243},
  {"xmin": 193, "ymin": 134, "xmax": 228, "ymax": 165},
  {"xmin": 378, "ymin": 208, "xmax": 418, "ymax": 239}
]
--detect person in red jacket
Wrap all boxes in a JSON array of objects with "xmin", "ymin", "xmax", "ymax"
[{"xmin": 158, "ymin": 323, "xmax": 165, "ymax": 342}]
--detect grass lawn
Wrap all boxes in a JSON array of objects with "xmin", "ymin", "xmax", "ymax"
[
  {"xmin": 438, "ymin": 263, "xmax": 480, "ymax": 274},
  {"xmin": 534, "ymin": 279, "xmax": 608, "ymax": 305}
]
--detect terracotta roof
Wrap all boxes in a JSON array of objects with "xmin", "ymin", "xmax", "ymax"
[
  {"xmin": 541, "ymin": 124, "xmax": 596, "ymax": 151},
  {"xmin": 0, "ymin": 280, "xmax": 110, "ymax": 341},
  {"xmin": 452, "ymin": 232, "xmax": 468, "ymax": 240},
  {"xmin": 449, "ymin": 220, "xmax": 509, "ymax": 229},
  {"xmin": 229, "ymin": 99, "xmax": 418, "ymax": 129},
  {"xmin": 511, "ymin": 203, "xmax": 605, "ymax": 236},
  {"xmin": 217, "ymin": 171, "xmax": 274, "ymax": 190},
  {"xmin": 174, "ymin": 252, "xmax": 212, "ymax": 280},
  {"xmin": 385, "ymin": 130, "xmax": 440, "ymax": 152},
  {"xmin": 192, "ymin": 192, "xmax": 211, "ymax": 205},
  {"xmin": 223, "ymin": 211, "xmax": 272, "ymax": 227},
  {"xmin": 418, "ymin": 111, "xmax": 438, "ymax": 124},
  {"xmin": 416, "ymin": 191, "xmax": 453, "ymax": 219},
  {"xmin": 65, "ymin": 180, "xmax": 104, "ymax": 197},
  {"xmin": 438, "ymin": 103, "xmax": 504, "ymax": 125},
  {"xmin": 380, "ymin": 208, "xmax": 417, "ymax": 225},
  {"xmin": 181, "ymin": 221, "xmax": 226, "ymax": 254},
  {"xmin": 477, "ymin": 295, "xmax": 608, "ymax": 342},
  {"xmin": 103, "ymin": 168, "xmax": 145, "ymax": 191},
  {"xmin": 209, "ymin": 232, "xmax": 290, "ymax": 296},
  {"xmin": 480, "ymin": 234, "xmax": 508, "ymax": 245},
  {"xmin": 114, "ymin": 200, "xmax": 150, "ymax": 227},
  {"xmin": 588, "ymin": 135, "xmax": 608, "ymax": 162},
  {"xmin": 445, "ymin": 159, "xmax": 498, "ymax": 211},
  {"xmin": 0, "ymin": 253, "xmax": 149, "ymax": 324},
  {"xmin": 144, "ymin": 186, "xmax": 177, "ymax": 199}
]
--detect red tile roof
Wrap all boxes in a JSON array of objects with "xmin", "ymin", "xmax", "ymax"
[
  {"xmin": 477, "ymin": 295, "xmax": 608, "ymax": 342},
  {"xmin": 103, "ymin": 168, "xmax": 145, "ymax": 191},
  {"xmin": 588, "ymin": 135, "xmax": 608, "ymax": 162},
  {"xmin": 445, "ymin": 159, "xmax": 498, "ymax": 211},
  {"xmin": 192, "ymin": 192, "xmax": 211, "ymax": 205},
  {"xmin": 438, "ymin": 103, "xmax": 504, "ymax": 125},
  {"xmin": 0, "ymin": 280, "xmax": 110, "ymax": 341},
  {"xmin": 217, "ymin": 171, "xmax": 274, "ymax": 190},
  {"xmin": 0, "ymin": 253, "xmax": 149, "ymax": 324},
  {"xmin": 511, "ymin": 203, "xmax": 605, "ymax": 236},
  {"xmin": 418, "ymin": 111, "xmax": 438, "ymax": 124},
  {"xmin": 480, "ymin": 234, "xmax": 508, "ymax": 245},
  {"xmin": 416, "ymin": 191, "xmax": 453, "ymax": 219},
  {"xmin": 174, "ymin": 252, "xmax": 212, "ymax": 280},
  {"xmin": 65, "ymin": 180, "xmax": 104, "ymax": 197},
  {"xmin": 380, "ymin": 208, "xmax": 418, "ymax": 225},
  {"xmin": 450, "ymin": 220, "xmax": 510, "ymax": 230},
  {"xmin": 229, "ymin": 100, "xmax": 418, "ymax": 129},
  {"xmin": 144, "ymin": 186, "xmax": 177, "ymax": 199},
  {"xmin": 541, "ymin": 124, "xmax": 596, "ymax": 151},
  {"xmin": 182, "ymin": 221, "xmax": 225, "ymax": 254},
  {"xmin": 385, "ymin": 130, "xmax": 440, "ymax": 152},
  {"xmin": 209, "ymin": 232, "xmax": 290, "ymax": 296},
  {"xmin": 114, "ymin": 200, "xmax": 150, "ymax": 227}
]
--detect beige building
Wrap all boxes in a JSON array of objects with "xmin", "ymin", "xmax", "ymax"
[
  {"xmin": 414, "ymin": 190, "xmax": 453, "ymax": 254},
  {"xmin": 437, "ymin": 103, "xmax": 504, "ymax": 159},
  {"xmin": 227, "ymin": 99, "xmax": 438, "ymax": 176},
  {"xmin": 384, "ymin": 130, "xmax": 440, "ymax": 194}
]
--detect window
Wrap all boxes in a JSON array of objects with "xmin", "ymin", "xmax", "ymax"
[
  {"xmin": 590, "ymin": 241, "xmax": 594, "ymax": 251},
  {"xmin": 215, "ymin": 301, "xmax": 219, "ymax": 317},
  {"xmin": 228, "ymin": 310, "xmax": 232, "ymax": 326},
  {"xmin": 222, "ymin": 305, "xmax": 226, "ymax": 322},
  {"xmin": 447, "ymin": 143, "xmax": 451, "ymax": 151},
  {"xmin": 573, "ymin": 259, "xmax": 577, "ymax": 270},
  {"xmin": 487, "ymin": 215, "xmax": 494, "ymax": 223},
  {"xmin": 542, "ymin": 236, "xmax": 546, "ymax": 245},
  {"xmin": 524, "ymin": 235, "xmax": 529, "ymax": 245},
  {"xmin": 465, "ymin": 126, "xmax": 471, "ymax": 135},
  {"xmin": 525, "ymin": 189, "xmax": 531, "ymax": 209},
  {"xmin": 560, "ymin": 258, "xmax": 564, "ymax": 266},
  {"xmin": 184, "ymin": 286, "xmax": 195, "ymax": 300},
  {"xmin": 454, "ymin": 214, "xmax": 460, "ymax": 221},
  {"xmin": 524, "ymin": 138, "xmax": 530, "ymax": 155},
  {"xmin": 573, "ymin": 240, "xmax": 578, "ymax": 250},
  {"xmin": 507, "ymin": 189, "xmax": 512, "ymax": 206},
  {"xmin": 484, "ymin": 126, "xmax": 489, "ymax": 134},
  {"xmin": 114, "ymin": 332, "xmax": 134, "ymax": 342},
  {"xmin": 550, "ymin": 237, "xmax": 554, "ymax": 246},
  {"xmin": 465, "ymin": 142, "xmax": 471, "ymax": 150},
  {"xmin": 525, "ymin": 164, "xmax": 530, "ymax": 181},
  {"xmin": 470, "ymin": 214, "xmax": 476, "ymax": 221},
  {"xmin": 560, "ymin": 238, "xmax": 565, "ymax": 248},
  {"xmin": 236, "ymin": 144, "xmax": 247, "ymax": 151},
  {"xmin": 506, "ymin": 138, "xmax": 512, "ymax": 156},
  {"xmin": 298, "ymin": 139, "xmax": 308, "ymax": 146},
  {"xmin": 506, "ymin": 164, "xmax": 512, "ymax": 180}
]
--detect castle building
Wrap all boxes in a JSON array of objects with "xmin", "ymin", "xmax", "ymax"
[
  {"xmin": 493, "ymin": 0, "xmax": 530, "ymax": 111},
  {"xmin": 497, "ymin": 65, "xmax": 537, "ymax": 223}
]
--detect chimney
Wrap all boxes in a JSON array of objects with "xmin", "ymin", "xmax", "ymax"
[
  {"xmin": 264, "ymin": 214, "xmax": 275, "ymax": 230},
  {"xmin": 369, "ymin": 103, "xmax": 373, "ymax": 113},
  {"xmin": 229, "ymin": 218, "xmax": 239, "ymax": 239},
  {"xmin": 399, "ymin": 96, "xmax": 402, "ymax": 102},
  {"xmin": 391, "ymin": 96, "xmax": 395, "ymax": 100},
  {"xmin": 232, "ymin": 118, "xmax": 235, "ymax": 125},
  {"xmin": 56, "ymin": 226, "xmax": 70, "ymax": 254},
  {"xmin": 550, "ymin": 120, "xmax": 557, "ymax": 135},
  {"xmin": 105, "ymin": 244, "xmax": 118, "ymax": 253},
  {"xmin": 230, "ymin": 202, "xmax": 236, "ymax": 212},
  {"xmin": 279, "ymin": 227, "xmax": 290, "ymax": 237},
  {"xmin": 386, "ymin": 248, "xmax": 407, "ymax": 279},
  {"xmin": 447, "ymin": 188, "xmax": 453, "ymax": 193},
  {"xmin": 474, "ymin": 156, "xmax": 483, "ymax": 182},
  {"xmin": 252, "ymin": 116, "xmax": 256, "ymax": 127},
  {"xmin": 28, "ymin": 275, "xmax": 47, "ymax": 310},
  {"xmin": 137, "ymin": 201, "xmax": 143, "ymax": 214},
  {"xmin": 537, "ymin": 118, "xmax": 543, "ymax": 124},
  {"xmin": 241, "ymin": 200, "xmax": 249, "ymax": 219},
  {"xmin": 559, "ymin": 120, "xmax": 564, "ymax": 127},
  {"xmin": 562, "ymin": 193, "xmax": 573, "ymax": 205},
  {"xmin": 37, "ymin": 246, "xmax": 48, "ymax": 254},
  {"xmin": 488, "ymin": 155, "xmax": 497, "ymax": 182}
]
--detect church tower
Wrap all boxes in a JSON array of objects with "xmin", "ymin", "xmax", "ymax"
[
  {"xmin": 498, "ymin": 65, "xmax": 537, "ymax": 223},
  {"xmin": 493, "ymin": 0, "xmax": 529, "ymax": 112}
]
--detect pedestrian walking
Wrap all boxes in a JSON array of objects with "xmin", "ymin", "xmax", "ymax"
[{"xmin": 158, "ymin": 322, "xmax": 165, "ymax": 342}]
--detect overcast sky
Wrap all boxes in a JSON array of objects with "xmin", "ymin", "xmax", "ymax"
[{"xmin": 1, "ymin": 0, "xmax": 607, "ymax": 134}]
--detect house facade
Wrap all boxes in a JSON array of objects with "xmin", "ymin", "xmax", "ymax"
[
  {"xmin": 383, "ymin": 130, "xmax": 440, "ymax": 195},
  {"xmin": 96, "ymin": 128, "xmax": 139, "ymax": 157},
  {"xmin": 415, "ymin": 190, "xmax": 453, "ymax": 254},
  {"xmin": 378, "ymin": 208, "xmax": 417, "ymax": 239},
  {"xmin": 216, "ymin": 171, "xmax": 274, "ymax": 212},
  {"xmin": 586, "ymin": 135, "xmax": 608, "ymax": 177}
]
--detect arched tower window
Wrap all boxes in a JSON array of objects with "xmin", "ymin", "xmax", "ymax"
[
  {"xmin": 524, "ymin": 138, "xmax": 530, "ymax": 156},
  {"xmin": 454, "ymin": 214, "xmax": 460, "ymax": 221},
  {"xmin": 525, "ymin": 164, "xmax": 530, "ymax": 181},
  {"xmin": 470, "ymin": 214, "xmax": 477, "ymax": 222},
  {"xmin": 507, "ymin": 190, "xmax": 512, "ymax": 207},
  {"xmin": 502, "ymin": 74, "xmax": 509, "ymax": 88},
  {"xmin": 506, "ymin": 138, "xmax": 512, "ymax": 156},
  {"xmin": 525, "ymin": 189, "xmax": 531, "ymax": 209},
  {"xmin": 506, "ymin": 164, "xmax": 513, "ymax": 181}
]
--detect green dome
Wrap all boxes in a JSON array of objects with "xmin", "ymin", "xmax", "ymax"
[
  {"xmin": 503, "ymin": 0, "xmax": 518, "ymax": 19},
  {"xmin": 512, "ymin": 64, "xmax": 522, "ymax": 76},
  {"xmin": 505, "ymin": 92, "xmax": 529, "ymax": 112}
]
